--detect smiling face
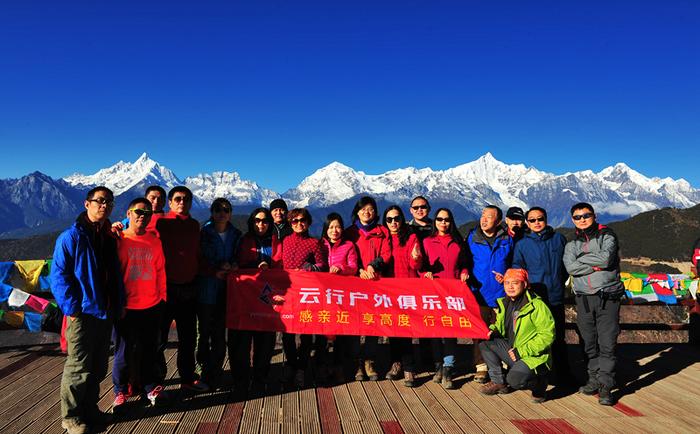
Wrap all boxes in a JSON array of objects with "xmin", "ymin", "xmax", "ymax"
[
  {"xmin": 327, "ymin": 219, "xmax": 343, "ymax": 242},
  {"xmin": 480, "ymin": 208, "xmax": 499, "ymax": 234},
  {"xmin": 572, "ymin": 207, "xmax": 595, "ymax": 231},
  {"xmin": 526, "ymin": 209, "xmax": 547, "ymax": 234},
  {"xmin": 84, "ymin": 190, "xmax": 114, "ymax": 223},
  {"xmin": 357, "ymin": 204, "xmax": 376, "ymax": 225},
  {"xmin": 435, "ymin": 210, "xmax": 451, "ymax": 235},
  {"xmin": 271, "ymin": 207, "xmax": 286, "ymax": 225},
  {"xmin": 169, "ymin": 191, "xmax": 191, "ymax": 215},
  {"xmin": 253, "ymin": 211, "xmax": 269, "ymax": 236},
  {"xmin": 409, "ymin": 198, "xmax": 430, "ymax": 222},
  {"xmin": 385, "ymin": 209, "xmax": 402, "ymax": 234},
  {"xmin": 290, "ymin": 213, "xmax": 309, "ymax": 234},
  {"xmin": 504, "ymin": 277, "xmax": 526, "ymax": 299}
]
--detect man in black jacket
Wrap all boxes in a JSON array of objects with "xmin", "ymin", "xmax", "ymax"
[{"xmin": 270, "ymin": 198, "xmax": 292, "ymax": 241}]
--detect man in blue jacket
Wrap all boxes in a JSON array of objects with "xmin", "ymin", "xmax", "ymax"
[
  {"xmin": 512, "ymin": 207, "xmax": 572, "ymax": 385},
  {"xmin": 466, "ymin": 205, "xmax": 513, "ymax": 383},
  {"xmin": 51, "ymin": 186, "xmax": 124, "ymax": 434}
]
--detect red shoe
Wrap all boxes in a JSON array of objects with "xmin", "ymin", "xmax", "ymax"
[{"xmin": 113, "ymin": 392, "xmax": 127, "ymax": 409}]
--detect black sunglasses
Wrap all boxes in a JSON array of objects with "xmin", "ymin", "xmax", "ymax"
[
  {"xmin": 572, "ymin": 213, "xmax": 593, "ymax": 221},
  {"xmin": 254, "ymin": 218, "xmax": 270, "ymax": 224},
  {"xmin": 385, "ymin": 216, "xmax": 402, "ymax": 223},
  {"xmin": 129, "ymin": 208, "xmax": 153, "ymax": 217},
  {"xmin": 89, "ymin": 198, "xmax": 114, "ymax": 207},
  {"xmin": 411, "ymin": 205, "xmax": 429, "ymax": 210},
  {"xmin": 435, "ymin": 217, "xmax": 451, "ymax": 223},
  {"xmin": 527, "ymin": 217, "xmax": 545, "ymax": 223}
]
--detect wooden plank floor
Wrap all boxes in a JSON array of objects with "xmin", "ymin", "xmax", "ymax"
[{"xmin": 0, "ymin": 340, "xmax": 697, "ymax": 434}]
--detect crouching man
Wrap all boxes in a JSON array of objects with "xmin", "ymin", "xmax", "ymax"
[{"xmin": 479, "ymin": 269, "xmax": 554, "ymax": 403}]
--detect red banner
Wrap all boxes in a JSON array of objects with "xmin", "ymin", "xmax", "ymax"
[{"xmin": 226, "ymin": 269, "xmax": 489, "ymax": 339}]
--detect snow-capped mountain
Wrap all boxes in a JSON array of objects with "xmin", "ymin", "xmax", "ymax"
[
  {"xmin": 2, "ymin": 151, "xmax": 699, "ymax": 237},
  {"xmin": 65, "ymin": 152, "xmax": 181, "ymax": 196},
  {"xmin": 283, "ymin": 153, "xmax": 700, "ymax": 227},
  {"xmin": 185, "ymin": 171, "xmax": 279, "ymax": 206}
]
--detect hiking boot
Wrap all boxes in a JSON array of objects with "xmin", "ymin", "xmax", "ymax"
[
  {"xmin": 403, "ymin": 371, "xmax": 416, "ymax": 388},
  {"xmin": 473, "ymin": 369, "xmax": 489, "ymax": 384},
  {"xmin": 432, "ymin": 363, "xmax": 443, "ymax": 383},
  {"xmin": 364, "ymin": 360, "xmax": 379, "ymax": 381},
  {"xmin": 147, "ymin": 385, "xmax": 168, "ymax": 406},
  {"xmin": 181, "ymin": 379, "xmax": 210, "ymax": 394},
  {"xmin": 294, "ymin": 369, "xmax": 306, "ymax": 388},
  {"xmin": 113, "ymin": 392, "xmax": 127, "ymax": 410},
  {"xmin": 354, "ymin": 362, "xmax": 366, "ymax": 381},
  {"xmin": 531, "ymin": 376, "xmax": 548, "ymax": 403},
  {"xmin": 480, "ymin": 381, "xmax": 510, "ymax": 396},
  {"xmin": 441, "ymin": 366, "xmax": 456, "ymax": 390},
  {"xmin": 598, "ymin": 387, "xmax": 615, "ymax": 406},
  {"xmin": 579, "ymin": 379, "xmax": 600, "ymax": 396},
  {"xmin": 385, "ymin": 362, "xmax": 402, "ymax": 381},
  {"xmin": 61, "ymin": 418, "xmax": 88, "ymax": 434}
]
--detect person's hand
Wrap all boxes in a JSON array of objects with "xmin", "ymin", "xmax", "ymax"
[
  {"xmin": 411, "ymin": 243, "xmax": 421, "ymax": 261},
  {"xmin": 258, "ymin": 261, "xmax": 269, "ymax": 270},
  {"xmin": 460, "ymin": 272, "xmax": 468, "ymax": 284},
  {"xmin": 215, "ymin": 270, "xmax": 228, "ymax": 280},
  {"xmin": 220, "ymin": 263, "xmax": 232, "ymax": 271},
  {"xmin": 492, "ymin": 271, "xmax": 504, "ymax": 283},
  {"xmin": 329, "ymin": 265, "xmax": 341, "ymax": 274},
  {"xmin": 360, "ymin": 268, "xmax": 376, "ymax": 280},
  {"xmin": 508, "ymin": 348, "xmax": 518, "ymax": 362},
  {"xmin": 112, "ymin": 221, "xmax": 124, "ymax": 230},
  {"xmin": 424, "ymin": 272, "xmax": 434, "ymax": 280}
]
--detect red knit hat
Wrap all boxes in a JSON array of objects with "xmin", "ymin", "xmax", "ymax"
[{"xmin": 504, "ymin": 268, "xmax": 529, "ymax": 287}]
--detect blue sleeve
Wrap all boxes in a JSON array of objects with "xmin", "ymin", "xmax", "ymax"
[
  {"xmin": 512, "ymin": 242, "xmax": 525, "ymax": 269},
  {"xmin": 50, "ymin": 231, "xmax": 81, "ymax": 316},
  {"xmin": 121, "ymin": 217, "xmax": 129, "ymax": 229}
]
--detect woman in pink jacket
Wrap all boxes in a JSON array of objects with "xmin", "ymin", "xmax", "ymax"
[
  {"xmin": 422, "ymin": 207, "xmax": 468, "ymax": 389},
  {"xmin": 320, "ymin": 212, "xmax": 358, "ymax": 384},
  {"xmin": 383, "ymin": 205, "xmax": 422, "ymax": 387}
]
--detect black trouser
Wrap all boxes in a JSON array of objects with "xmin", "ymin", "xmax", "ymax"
[
  {"xmin": 389, "ymin": 338, "xmax": 416, "ymax": 372},
  {"xmin": 282, "ymin": 333, "xmax": 313, "ymax": 370},
  {"xmin": 431, "ymin": 338, "xmax": 457, "ymax": 368},
  {"xmin": 157, "ymin": 282, "xmax": 198, "ymax": 384},
  {"xmin": 228, "ymin": 329, "xmax": 276, "ymax": 384},
  {"xmin": 348, "ymin": 335, "xmax": 379, "ymax": 362},
  {"xmin": 548, "ymin": 304, "xmax": 572, "ymax": 379},
  {"xmin": 113, "ymin": 303, "xmax": 162, "ymax": 394},
  {"xmin": 197, "ymin": 299, "xmax": 227, "ymax": 384},
  {"xmin": 575, "ymin": 294, "xmax": 620, "ymax": 388},
  {"xmin": 479, "ymin": 338, "xmax": 539, "ymax": 389}
]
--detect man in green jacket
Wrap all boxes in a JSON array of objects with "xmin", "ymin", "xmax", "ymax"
[{"xmin": 479, "ymin": 268, "xmax": 555, "ymax": 403}]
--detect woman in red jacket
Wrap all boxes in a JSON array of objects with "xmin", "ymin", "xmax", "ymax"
[
  {"xmin": 278, "ymin": 208, "xmax": 327, "ymax": 387},
  {"xmin": 321, "ymin": 212, "xmax": 358, "ymax": 384},
  {"xmin": 229, "ymin": 207, "xmax": 279, "ymax": 395},
  {"xmin": 383, "ymin": 205, "xmax": 422, "ymax": 387},
  {"xmin": 343, "ymin": 196, "xmax": 391, "ymax": 381},
  {"xmin": 422, "ymin": 207, "xmax": 468, "ymax": 389}
]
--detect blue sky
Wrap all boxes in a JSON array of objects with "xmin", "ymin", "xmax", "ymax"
[{"xmin": 1, "ymin": 1, "xmax": 698, "ymax": 193}]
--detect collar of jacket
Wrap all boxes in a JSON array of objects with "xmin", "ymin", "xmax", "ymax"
[
  {"xmin": 75, "ymin": 211, "xmax": 111, "ymax": 237},
  {"xmin": 499, "ymin": 289, "xmax": 537, "ymax": 314},
  {"xmin": 526, "ymin": 226, "xmax": 554, "ymax": 240},
  {"xmin": 202, "ymin": 220, "xmax": 235, "ymax": 235},
  {"xmin": 472, "ymin": 225, "xmax": 508, "ymax": 244},
  {"xmin": 575, "ymin": 223, "xmax": 605, "ymax": 240},
  {"xmin": 165, "ymin": 210, "xmax": 191, "ymax": 220}
]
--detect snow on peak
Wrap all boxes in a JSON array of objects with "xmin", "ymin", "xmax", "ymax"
[{"xmin": 185, "ymin": 171, "xmax": 278, "ymax": 205}]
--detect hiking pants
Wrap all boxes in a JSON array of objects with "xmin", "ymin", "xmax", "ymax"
[
  {"xmin": 479, "ymin": 337, "xmax": 538, "ymax": 389},
  {"xmin": 575, "ymin": 294, "xmax": 620, "ymax": 388}
]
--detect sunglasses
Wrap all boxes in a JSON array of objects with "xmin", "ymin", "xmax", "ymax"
[
  {"xmin": 254, "ymin": 218, "xmax": 270, "ymax": 224},
  {"xmin": 291, "ymin": 218, "xmax": 307, "ymax": 225},
  {"xmin": 172, "ymin": 196, "xmax": 191, "ymax": 203},
  {"xmin": 129, "ymin": 208, "xmax": 153, "ymax": 217},
  {"xmin": 572, "ymin": 213, "xmax": 593, "ymax": 221},
  {"xmin": 435, "ymin": 217, "xmax": 451, "ymax": 223},
  {"xmin": 88, "ymin": 198, "xmax": 114, "ymax": 207},
  {"xmin": 385, "ymin": 216, "xmax": 402, "ymax": 224},
  {"xmin": 411, "ymin": 205, "xmax": 429, "ymax": 210},
  {"xmin": 213, "ymin": 206, "xmax": 231, "ymax": 213},
  {"xmin": 527, "ymin": 217, "xmax": 545, "ymax": 223}
]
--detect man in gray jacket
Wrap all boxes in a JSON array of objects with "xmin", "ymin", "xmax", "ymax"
[{"xmin": 563, "ymin": 202, "xmax": 624, "ymax": 406}]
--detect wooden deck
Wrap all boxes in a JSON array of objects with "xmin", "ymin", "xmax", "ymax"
[{"xmin": 0, "ymin": 337, "xmax": 698, "ymax": 434}]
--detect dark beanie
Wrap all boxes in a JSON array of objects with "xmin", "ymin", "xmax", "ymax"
[{"xmin": 269, "ymin": 198, "xmax": 288, "ymax": 212}]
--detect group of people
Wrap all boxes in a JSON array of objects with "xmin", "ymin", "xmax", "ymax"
[{"xmin": 51, "ymin": 185, "xmax": 625, "ymax": 434}]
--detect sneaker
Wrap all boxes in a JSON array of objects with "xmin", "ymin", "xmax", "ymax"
[
  {"xmin": 473, "ymin": 369, "xmax": 489, "ymax": 384},
  {"xmin": 403, "ymin": 371, "xmax": 416, "ymax": 388},
  {"xmin": 181, "ymin": 379, "xmax": 210, "ymax": 393},
  {"xmin": 531, "ymin": 376, "xmax": 548, "ymax": 403},
  {"xmin": 147, "ymin": 385, "xmax": 168, "ymax": 406},
  {"xmin": 579, "ymin": 379, "xmax": 600, "ymax": 396},
  {"xmin": 598, "ymin": 387, "xmax": 615, "ymax": 406},
  {"xmin": 442, "ymin": 366, "xmax": 455, "ymax": 390},
  {"xmin": 61, "ymin": 418, "xmax": 88, "ymax": 434},
  {"xmin": 386, "ymin": 362, "xmax": 402, "ymax": 380},
  {"xmin": 432, "ymin": 363, "xmax": 443, "ymax": 383},
  {"xmin": 113, "ymin": 392, "xmax": 127, "ymax": 409},
  {"xmin": 294, "ymin": 369, "xmax": 306, "ymax": 388},
  {"xmin": 364, "ymin": 360, "xmax": 379, "ymax": 381},
  {"xmin": 354, "ymin": 362, "xmax": 366, "ymax": 381},
  {"xmin": 480, "ymin": 381, "xmax": 510, "ymax": 396}
]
